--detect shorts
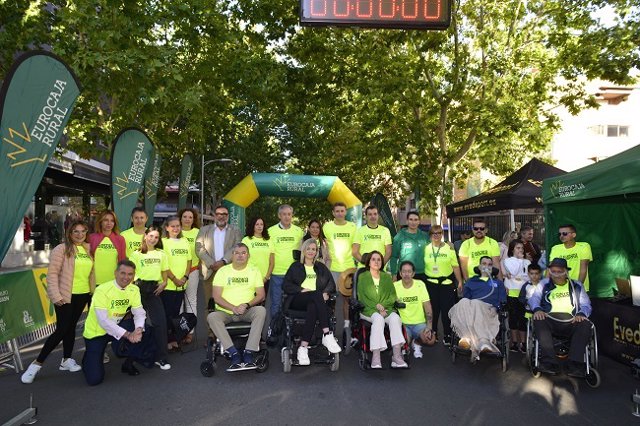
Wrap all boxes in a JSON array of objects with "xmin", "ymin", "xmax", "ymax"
[{"xmin": 405, "ymin": 323, "xmax": 427, "ymax": 340}]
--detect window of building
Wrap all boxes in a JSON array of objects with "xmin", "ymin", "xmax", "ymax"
[{"xmin": 589, "ymin": 125, "xmax": 628, "ymax": 137}]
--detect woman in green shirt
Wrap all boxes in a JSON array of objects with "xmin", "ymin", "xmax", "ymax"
[
  {"xmin": 130, "ymin": 226, "xmax": 171, "ymax": 369},
  {"xmin": 357, "ymin": 251, "xmax": 407, "ymax": 369},
  {"xmin": 89, "ymin": 210, "xmax": 126, "ymax": 285},
  {"xmin": 179, "ymin": 207, "xmax": 200, "ymax": 344},
  {"xmin": 242, "ymin": 217, "xmax": 275, "ymax": 294}
]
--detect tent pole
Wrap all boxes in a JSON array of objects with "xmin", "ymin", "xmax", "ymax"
[
  {"xmin": 510, "ymin": 209, "xmax": 516, "ymax": 231},
  {"xmin": 447, "ymin": 217, "xmax": 452, "ymax": 242}
]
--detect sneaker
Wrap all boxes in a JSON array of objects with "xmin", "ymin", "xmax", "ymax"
[
  {"xmin": 59, "ymin": 358, "xmax": 82, "ymax": 372},
  {"xmin": 509, "ymin": 342, "xmax": 519, "ymax": 353},
  {"xmin": 458, "ymin": 337, "xmax": 471, "ymax": 350},
  {"xmin": 442, "ymin": 335, "xmax": 452, "ymax": 347},
  {"xmin": 412, "ymin": 341, "xmax": 423, "ymax": 359},
  {"xmin": 155, "ymin": 360, "xmax": 171, "ymax": 370},
  {"xmin": 322, "ymin": 332, "xmax": 342, "ymax": 354},
  {"xmin": 121, "ymin": 361, "xmax": 140, "ymax": 376},
  {"xmin": 391, "ymin": 356, "xmax": 409, "ymax": 368},
  {"xmin": 567, "ymin": 361, "xmax": 586, "ymax": 378},
  {"xmin": 21, "ymin": 363, "xmax": 42, "ymax": 384},
  {"xmin": 103, "ymin": 353, "xmax": 110, "ymax": 364},
  {"xmin": 227, "ymin": 351, "xmax": 243, "ymax": 371},
  {"xmin": 243, "ymin": 350, "xmax": 256, "ymax": 368},
  {"xmin": 519, "ymin": 343, "xmax": 527, "ymax": 354},
  {"xmin": 297, "ymin": 346, "xmax": 310, "ymax": 366}
]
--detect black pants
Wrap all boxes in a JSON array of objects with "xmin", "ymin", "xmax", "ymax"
[
  {"xmin": 425, "ymin": 282, "xmax": 455, "ymax": 337},
  {"xmin": 37, "ymin": 293, "xmax": 91, "ymax": 363},
  {"xmin": 160, "ymin": 290, "xmax": 184, "ymax": 344},
  {"xmin": 507, "ymin": 296, "xmax": 527, "ymax": 331},
  {"xmin": 534, "ymin": 317, "xmax": 592, "ymax": 364},
  {"xmin": 139, "ymin": 282, "xmax": 169, "ymax": 361},
  {"xmin": 289, "ymin": 291, "xmax": 329, "ymax": 343}
]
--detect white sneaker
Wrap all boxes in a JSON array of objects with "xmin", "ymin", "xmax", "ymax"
[
  {"xmin": 103, "ymin": 353, "xmax": 110, "ymax": 364},
  {"xmin": 322, "ymin": 332, "xmax": 342, "ymax": 354},
  {"xmin": 297, "ymin": 346, "xmax": 310, "ymax": 366},
  {"xmin": 154, "ymin": 360, "xmax": 171, "ymax": 370},
  {"xmin": 21, "ymin": 363, "xmax": 42, "ymax": 384},
  {"xmin": 412, "ymin": 341, "xmax": 423, "ymax": 359},
  {"xmin": 59, "ymin": 358, "xmax": 82, "ymax": 372}
]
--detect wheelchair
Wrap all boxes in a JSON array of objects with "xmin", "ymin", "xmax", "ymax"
[
  {"xmin": 200, "ymin": 320, "xmax": 270, "ymax": 377},
  {"xmin": 450, "ymin": 303, "xmax": 510, "ymax": 372},
  {"xmin": 347, "ymin": 268, "xmax": 411, "ymax": 371},
  {"xmin": 526, "ymin": 315, "xmax": 600, "ymax": 388},
  {"xmin": 280, "ymin": 295, "xmax": 340, "ymax": 373}
]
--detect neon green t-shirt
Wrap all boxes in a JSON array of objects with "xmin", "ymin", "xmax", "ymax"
[
  {"xmin": 549, "ymin": 242, "xmax": 593, "ymax": 291},
  {"xmin": 459, "ymin": 237, "xmax": 500, "ymax": 278},
  {"xmin": 162, "ymin": 237, "xmax": 193, "ymax": 291},
  {"xmin": 72, "ymin": 245, "xmax": 93, "ymax": 294},
  {"xmin": 393, "ymin": 279, "xmax": 430, "ymax": 325},
  {"xmin": 212, "ymin": 264, "xmax": 263, "ymax": 314},
  {"xmin": 120, "ymin": 228, "xmax": 145, "ymax": 259},
  {"xmin": 423, "ymin": 242, "xmax": 459, "ymax": 283},
  {"xmin": 83, "ymin": 281, "xmax": 142, "ymax": 339},
  {"xmin": 301, "ymin": 265, "xmax": 317, "ymax": 291},
  {"xmin": 323, "ymin": 221, "xmax": 356, "ymax": 272},
  {"xmin": 242, "ymin": 236, "xmax": 274, "ymax": 279},
  {"xmin": 353, "ymin": 225, "xmax": 392, "ymax": 266},
  {"xmin": 94, "ymin": 237, "xmax": 119, "ymax": 286},
  {"xmin": 548, "ymin": 284, "xmax": 574, "ymax": 314},
  {"xmin": 268, "ymin": 224, "xmax": 304, "ymax": 275},
  {"xmin": 181, "ymin": 228, "xmax": 200, "ymax": 267},
  {"xmin": 130, "ymin": 249, "xmax": 169, "ymax": 282}
]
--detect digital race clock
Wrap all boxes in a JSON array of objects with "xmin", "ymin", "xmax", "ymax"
[{"xmin": 300, "ymin": 0, "xmax": 451, "ymax": 30}]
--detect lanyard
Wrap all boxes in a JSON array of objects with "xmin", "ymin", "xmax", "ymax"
[{"xmin": 431, "ymin": 243, "xmax": 444, "ymax": 261}]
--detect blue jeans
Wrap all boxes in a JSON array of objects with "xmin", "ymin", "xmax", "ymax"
[
  {"xmin": 83, "ymin": 334, "xmax": 113, "ymax": 386},
  {"xmin": 269, "ymin": 275, "xmax": 285, "ymax": 317}
]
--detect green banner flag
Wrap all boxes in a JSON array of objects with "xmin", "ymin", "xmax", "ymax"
[
  {"xmin": 0, "ymin": 269, "xmax": 48, "ymax": 343},
  {"xmin": 178, "ymin": 154, "xmax": 193, "ymax": 211},
  {"xmin": 0, "ymin": 51, "xmax": 81, "ymax": 261},
  {"xmin": 144, "ymin": 150, "xmax": 162, "ymax": 226},
  {"xmin": 372, "ymin": 192, "xmax": 397, "ymax": 238},
  {"xmin": 110, "ymin": 128, "xmax": 154, "ymax": 229}
]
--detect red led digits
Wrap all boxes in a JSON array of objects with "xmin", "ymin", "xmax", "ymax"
[
  {"xmin": 357, "ymin": 0, "xmax": 373, "ymax": 17},
  {"xmin": 379, "ymin": 0, "xmax": 395, "ymax": 18},
  {"xmin": 424, "ymin": 0, "xmax": 441, "ymax": 19},
  {"xmin": 334, "ymin": 0, "xmax": 349, "ymax": 16},
  {"xmin": 402, "ymin": 0, "xmax": 418, "ymax": 18},
  {"xmin": 311, "ymin": 0, "xmax": 327, "ymax": 16}
]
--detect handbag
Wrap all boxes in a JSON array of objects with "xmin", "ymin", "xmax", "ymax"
[
  {"xmin": 113, "ymin": 311, "xmax": 157, "ymax": 368},
  {"xmin": 171, "ymin": 297, "xmax": 197, "ymax": 343}
]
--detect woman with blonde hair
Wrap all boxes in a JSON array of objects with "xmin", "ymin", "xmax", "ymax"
[
  {"xmin": 89, "ymin": 210, "xmax": 126, "ymax": 286},
  {"xmin": 178, "ymin": 207, "xmax": 201, "ymax": 344}
]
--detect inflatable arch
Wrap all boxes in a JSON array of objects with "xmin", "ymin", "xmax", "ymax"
[{"xmin": 223, "ymin": 173, "xmax": 362, "ymax": 232}]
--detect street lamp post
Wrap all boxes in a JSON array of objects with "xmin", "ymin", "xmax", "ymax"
[{"xmin": 200, "ymin": 155, "xmax": 233, "ymax": 215}]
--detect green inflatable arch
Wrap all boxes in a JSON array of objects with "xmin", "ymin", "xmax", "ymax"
[{"xmin": 223, "ymin": 173, "xmax": 362, "ymax": 232}]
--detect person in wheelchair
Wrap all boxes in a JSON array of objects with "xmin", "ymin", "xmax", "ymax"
[
  {"xmin": 283, "ymin": 239, "xmax": 342, "ymax": 366},
  {"xmin": 357, "ymin": 250, "xmax": 407, "ymax": 369},
  {"xmin": 529, "ymin": 258, "xmax": 592, "ymax": 377},
  {"xmin": 208, "ymin": 243, "xmax": 266, "ymax": 371},
  {"xmin": 393, "ymin": 261, "xmax": 435, "ymax": 359},
  {"xmin": 449, "ymin": 256, "xmax": 507, "ymax": 357}
]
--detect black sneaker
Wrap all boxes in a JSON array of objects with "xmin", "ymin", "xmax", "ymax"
[
  {"xmin": 518, "ymin": 343, "xmax": 527, "ymax": 354},
  {"xmin": 121, "ymin": 361, "xmax": 140, "ymax": 376},
  {"xmin": 243, "ymin": 350, "xmax": 256, "ymax": 368},
  {"xmin": 227, "ymin": 351, "xmax": 243, "ymax": 372},
  {"xmin": 566, "ymin": 361, "xmax": 586, "ymax": 378},
  {"xmin": 538, "ymin": 362, "xmax": 559, "ymax": 376},
  {"xmin": 509, "ymin": 343, "xmax": 519, "ymax": 353},
  {"xmin": 442, "ymin": 335, "xmax": 452, "ymax": 347}
]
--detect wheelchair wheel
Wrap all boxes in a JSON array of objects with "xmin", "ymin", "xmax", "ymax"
[
  {"xmin": 501, "ymin": 354, "xmax": 508, "ymax": 372},
  {"xmin": 256, "ymin": 351, "xmax": 269, "ymax": 373},
  {"xmin": 585, "ymin": 367, "xmax": 601, "ymax": 388},
  {"xmin": 358, "ymin": 351, "xmax": 368, "ymax": 371},
  {"xmin": 200, "ymin": 361, "xmax": 215, "ymax": 377},
  {"xmin": 343, "ymin": 329, "xmax": 352, "ymax": 355},
  {"xmin": 282, "ymin": 348, "xmax": 292, "ymax": 373},
  {"xmin": 330, "ymin": 353, "xmax": 340, "ymax": 372},
  {"xmin": 451, "ymin": 349, "xmax": 456, "ymax": 364}
]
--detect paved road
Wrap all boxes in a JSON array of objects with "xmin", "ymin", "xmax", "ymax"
[{"xmin": 1, "ymin": 294, "xmax": 639, "ymax": 425}]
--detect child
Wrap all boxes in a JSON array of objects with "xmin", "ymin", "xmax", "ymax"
[
  {"xmin": 503, "ymin": 240, "xmax": 530, "ymax": 353},
  {"xmin": 518, "ymin": 263, "xmax": 544, "ymax": 329}
]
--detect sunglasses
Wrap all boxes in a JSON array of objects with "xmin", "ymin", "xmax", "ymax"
[
  {"xmin": 473, "ymin": 227, "xmax": 485, "ymax": 231},
  {"xmin": 430, "ymin": 232, "xmax": 443, "ymax": 235},
  {"xmin": 558, "ymin": 231, "xmax": 572, "ymax": 237}
]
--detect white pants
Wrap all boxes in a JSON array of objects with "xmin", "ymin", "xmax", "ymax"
[
  {"xmin": 361, "ymin": 312, "xmax": 405, "ymax": 351},
  {"xmin": 182, "ymin": 269, "xmax": 200, "ymax": 316}
]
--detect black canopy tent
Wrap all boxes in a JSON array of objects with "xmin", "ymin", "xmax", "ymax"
[{"xmin": 446, "ymin": 159, "xmax": 565, "ymax": 241}]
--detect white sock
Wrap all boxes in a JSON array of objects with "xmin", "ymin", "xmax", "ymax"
[{"xmin": 344, "ymin": 320, "xmax": 350, "ymax": 328}]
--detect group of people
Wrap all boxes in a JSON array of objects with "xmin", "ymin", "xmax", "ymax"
[{"xmin": 20, "ymin": 202, "xmax": 596, "ymax": 384}]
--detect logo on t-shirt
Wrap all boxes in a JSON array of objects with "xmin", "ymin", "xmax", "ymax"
[
  {"xmin": 142, "ymin": 258, "xmax": 161, "ymax": 265},
  {"xmin": 277, "ymin": 236, "xmax": 295, "ymax": 243},
  {"xmin": 471, "ymin": 249, "xmax": 488, "ymax": 258},
  {"xmin": 252, "ymin": 241, "xmax": 270, "ymax": 248},
  {"xmin": 334, "ymin": 232, "xmax": 351, "ymax": 238},
  {"xmin": 98, "ymin": 243, "xmax": 115, "ymax": 250},
  {"xmin": 77, "ymin": 252, "xmax": 91, "ymax": 260},
  {"xmin": 171, "ymin": 248, "xmax": 189, "ymax": 256},
  {"xmin": 560, "ymin": 253, "xmax": 579, "ymax": 260},
  {"xmin": 227, "ymin": 277, "xmax": 249, "ymax": 285},
  {"xmin": 111, "ymin": 299, "xmax": 130, "ymax": 309},
  {"xmin": 401, "ymin": 296, "xmax": 419, "ymax": 303},
  {"xmin": 363, "ymin": 234, "xmax": 382, "ymax": 241}
]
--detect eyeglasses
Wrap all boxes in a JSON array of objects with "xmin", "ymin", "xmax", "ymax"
[
  {"xmin": 216, "ymin": 212, "xmax": 229, "ymax": 216},
  {"xmin": 473, "ymin": 227, "xmax": 485, "ymax": 231},
  {"xmin": 558, "ymin": 231, "xmax": 572, "ymax": 237},
  {"xmin": 430, "ymin": 232, "xmax": 442, "ymax": 235}
]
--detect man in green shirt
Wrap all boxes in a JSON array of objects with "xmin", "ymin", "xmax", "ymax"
[
  {"xmin": 548, "ymin": 224, "xmax": 593, "ymax": 291},
  {"xmin": 120, "ymin": 207, "xmax": 147, "ymax": 258},
  {"xmin": 352, "ymin": 205, "xmax": 392, "ymax": 267},
  {"xmin": 389, "ymin": 210, "xmax": 430, "ymax": 279},
  {"xmin": 208, "ymin": 243, "xmax": 266, "ymax": 371},
  {"xmin": 459, "ymin": 218, "xmax": 501, "ymax": 281},
  {"xmin": 267, "ymin": 204, "xmax": 304, "ymax": 317}
]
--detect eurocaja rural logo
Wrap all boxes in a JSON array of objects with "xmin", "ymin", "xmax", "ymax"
[
  {"xmin": 114, "ymin": 141, "xmax": 149, "ymax": 200},
  {"xmin": 550, "ymin": 180, "xmax": 586, "ymax": 199},
  {"xmin": 273, "ymin": 174, "xmax": 316, "ymax": 193},
  {"xmin": 179, "ymin": 161, "xmax": 193, "ymax": 200},
  {"xmin": 3, "ymin": 80, "xmax": 70, "ymax": 168}
]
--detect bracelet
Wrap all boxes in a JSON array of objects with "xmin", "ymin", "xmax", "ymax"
[
  {"xmin": 245, "ymin": 303, "xmax": 251, "ymax": 309},
  {"xmin": 183, "ymin": 275, "xmax": 189, "ymax": 280}
]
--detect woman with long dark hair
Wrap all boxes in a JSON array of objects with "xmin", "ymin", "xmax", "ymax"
[
  {"xmin": 242, "ymin": 217, "xmax": 274, "ymax": 294},
  {"xmin": 89, "ymin": 210, "xmax": 126, "ymax": 286}
]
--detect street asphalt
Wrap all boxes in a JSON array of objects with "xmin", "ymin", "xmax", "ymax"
[{"xmin": 1, "ymin": 294, "xmax": 639, "ymax": 425}]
